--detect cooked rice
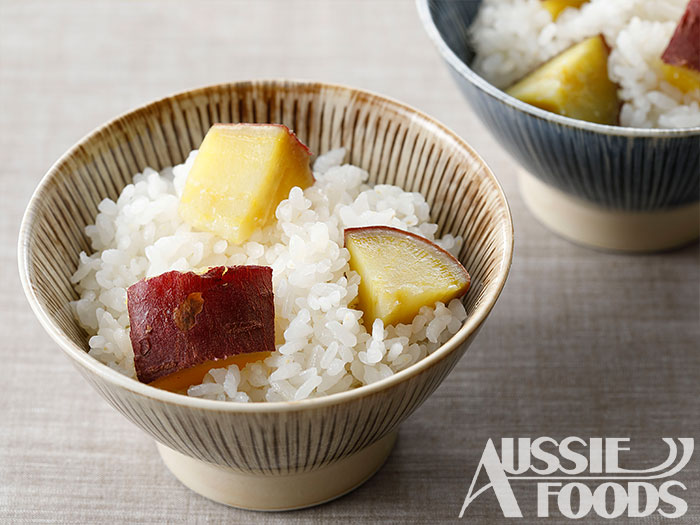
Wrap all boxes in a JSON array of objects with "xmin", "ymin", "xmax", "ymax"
[
  {"xmin": 70, "ymin": 149, "xmax": 468, "ymax": 402},
  {"xmin": 470, "ymin": 0, "xmax": 700, "ymax": 128}
]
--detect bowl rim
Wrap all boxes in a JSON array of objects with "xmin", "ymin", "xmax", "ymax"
[
  {"xmin": 415, "ymin": 0, "xmax": 700, "ymax": 137},
  {"xmin": 18, "ymin": 79, "xmax": 514, "ymax": 413}
]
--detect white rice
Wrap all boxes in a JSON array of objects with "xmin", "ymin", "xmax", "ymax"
[
  {"xmin": 470, "ymin": 0, "xmax": 700, "ymax": 128},
  {"xmin": 70, "ymin": 149, "xmax": 468, "ymax": 402}
]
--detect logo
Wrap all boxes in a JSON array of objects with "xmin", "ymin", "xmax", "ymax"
[{"xmin": 460, "ymin": 437, "xmax": 694, "ymax": 519}]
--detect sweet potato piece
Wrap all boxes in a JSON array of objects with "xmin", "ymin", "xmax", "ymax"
[
  {"xmin": 127, "ymin": 266, "xmax": 274, "ymax": 384},
  {"xmin": 179, "ymin": 124, "xmax": 314, "ymax": 245},
  {"xmin": 661, "ymin": 0, "xmax": 700, "ymax": 94},
  {"xmin": 661, "ymin": 62, "xmax": 700, "ymax": 94},
  {"xmin": 345, "ymin": 226, "xmax": 470, "ymax": 326},
  {"xmin": 661, "ymin": 0, "xmax": 700, "ymax": 73},
  {"xmin": 541, "ymin": 0, "xmax": 588, "ymax": 21},
  {"xmin": 149, "ymin": 351, "xmax": 271, "ymax": 393},
  {"xmin": 506, "ymin": 35, "xmax": 620, "ymax": 125}
]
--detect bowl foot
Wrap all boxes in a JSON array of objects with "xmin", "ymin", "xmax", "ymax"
[
  {"xmin": 157, "ymin": 430, "xmax": 397, "ymax": 511},
  {"xmin": 518, "ymin": 170, "xmax": 700, "ymax": 252}
]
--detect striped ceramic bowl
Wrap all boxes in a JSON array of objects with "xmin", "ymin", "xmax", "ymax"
[
  {"xmin": 18, "ymin": 81, "xmax": 513, "ymax": 510},
  {"xmin": 417, "ymin": 0, "xmax": 700, "ymax": 252}
]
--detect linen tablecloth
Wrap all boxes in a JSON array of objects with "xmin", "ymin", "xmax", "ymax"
[{"xmin": 1, "ymin": 1, "xmax": 698, "ymax": 523}]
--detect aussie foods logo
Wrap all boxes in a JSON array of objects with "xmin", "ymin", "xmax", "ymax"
[{"xmin": 460, "ymin": 437, "xmax": 694, "ymax": 519}]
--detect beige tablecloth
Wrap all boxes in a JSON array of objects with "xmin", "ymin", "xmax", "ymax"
[{"xmin": 1, "ymin": 1, "xmax": 698, "ymax": 523}]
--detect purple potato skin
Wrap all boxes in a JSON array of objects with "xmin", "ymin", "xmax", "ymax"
[
  {"xmin": 127, "ymin": 266, "xmax": 274, "ymax": 384},
  {"xmin": 662, "ymin": 0, "xmax": 700, "ymax": 72}
]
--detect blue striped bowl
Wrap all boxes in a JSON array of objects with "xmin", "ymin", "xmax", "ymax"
[{"xmin": 417, "ymin": 0, "xmax": 700, "ymax": 252}]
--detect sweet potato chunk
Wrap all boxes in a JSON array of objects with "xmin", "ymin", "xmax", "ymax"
[
  {"xmin": 661, "ymin": 0, "xmax": 700, "ymax": 94},
  {"xmin": 661, "ymin": 62, "xmax": 700, "ymax": 94},
  {"xmin": 345, "ymin": 226, "xmax": 470, "ymax": 326},
  {"xmin": 179, "ymin": 124, "xmax": 314, "ymax": 245},
  {"xmin": 149, "ymin": 351, "xmax": 272, "ymax": 393},
  {"xmin": 506, "ymin": 35, "xmax": 620, "ymax": 125},
  {"xmin": 127, "ymin": 266, "xmax": 274, "ymax": 384},
  {"xmin": 661, "ymin": 0, "xmax": 700, "ymax": 73},
  {"xmin": 541, "ymin": 0, "xmax": 588, "ymax": 21}
]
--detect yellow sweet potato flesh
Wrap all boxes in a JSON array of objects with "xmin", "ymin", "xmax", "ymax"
[
  {"xmin": 180, "ymin": 124, "xmax": 314, "ymax": 244},
  {"xmin": 661, "ymin": 63, "xmax": 700, "ymax": 94},
  {"xmin": 542, "ymin": 0, "xmax": 588, "ymax": 20},
  {"xmin": 149, "ymin": 351, "xmax": 271, "ymax": 394},
  {"xmin": 345, "ymin": 226, "xmax": 470, "ymax": 327},
  {"xmin": 506, "ymin": 35, "xmax": 620, "ymax": 125}
]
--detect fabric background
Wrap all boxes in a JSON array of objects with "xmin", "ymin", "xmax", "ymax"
[{"xmin": 1, "ymin": 1, "xmax": 698, "ymax": 523}]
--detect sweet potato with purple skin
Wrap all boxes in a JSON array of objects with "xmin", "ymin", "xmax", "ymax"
[
  {"xmin": 127, "ymin": 266, "xmax": 274, "ymax": 384},
  {"xmin": 344, "ymin": 226, "xmax": 470, "ymax": 327},
  {"xmin": 662, "ymin": 0, "xmax": 700, "ymax": 72}
]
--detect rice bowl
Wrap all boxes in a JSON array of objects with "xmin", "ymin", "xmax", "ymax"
[
  {"xmin": 470, "ymin": 0, "xmax": 700, "ymax": 128},
  {"xmin": 18, "ymin": 80, "xmax": 514, "ymax": 509},
  {"xmin": 418, "ymin": 0, "xmax": 699, "ymax": 252}
]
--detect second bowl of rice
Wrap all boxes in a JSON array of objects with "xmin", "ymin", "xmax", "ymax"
[{"xmin": 418, "ymin": 0, "xmax": 700, "ymax": 252}]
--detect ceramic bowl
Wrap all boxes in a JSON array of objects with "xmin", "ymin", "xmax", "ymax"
[
  {"xmin": 417, "ymin": 0, "xmax": 700, "ymax": 252},
  {"xmin": 18, "ymin": 80, "xmax": 513, "ymax": 511}
]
